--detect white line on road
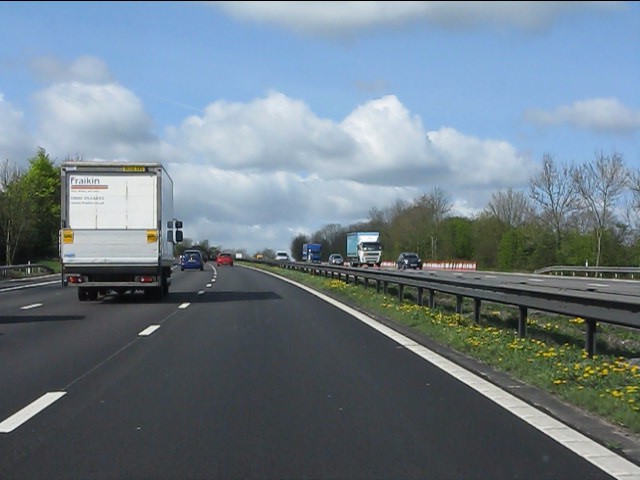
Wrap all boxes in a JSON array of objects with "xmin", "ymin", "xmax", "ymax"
[
  {"xmin": 206, "ymin": 283, "xmax": 212, "ymax": 288},
  {"xmin": 178, "ymin": 302, "xmax": 190, "ymax": 309},
  {"xmin": 528, "ymin": 278, "xmax": 545, "ymax": 282},
  {"xmin": 0, "ymin": 392, "xmax": 66, "ymax": 433},
  {"xmin": 20, "ymin": 303, "xmax": 43, "ymax": 310},
  {"xmin": 0, "ymin": 280, "xmax": 59, "ymax": 293},
  {"xmin": 198, "ymin": 290, "xmax": 204, "ymax": 295},
  {"xmin": 138, "ymin": 325, "xmax": 161, "ymax": 336},
  {"xmin": 588, "ymin": 283, "xmax": 610, "ymax": 288}
]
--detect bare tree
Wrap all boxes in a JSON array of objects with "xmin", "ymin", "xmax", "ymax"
[
  {"xmin": 571, "ymin": 151, "xmax": 628, "ymax": 267},
  {"xmin": 529, "ymin": 153, "xmax": 578, "ymax": 249},
  {"xmin": 623, "ymin": 165, "xmax": 640, "ymax": 244},
  {"xmin": 486, "ymin": 187, "xmax": 534, "ymax": 228},
  {"xmin": 416, "ymin": 187, "xmax": 452, "ymax": 259}
]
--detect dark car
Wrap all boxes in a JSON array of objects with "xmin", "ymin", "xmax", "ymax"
[
  {"xmin": 396, "ymin": 252, "xmax": 422, "ymax": 270},
  {"xmin": 217, "ymin": 252, "xmax": 234, "ymax": 267},
  {"xmin": 328, "ymin": 253, "xmax": 344, "ymax": 265},
  {"xmin": 181, "ymin": 249, "xmax": 204, "ymax": 271}
]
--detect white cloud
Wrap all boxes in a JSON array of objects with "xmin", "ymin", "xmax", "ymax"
[
  {"xmin": 33, "ymin": 82, "xmax": 163, "ymax": 160},
  {"xmin": 170, "ymin": 162, "xmax": 419, "ymax": 251},
  {"xmin": 524, "ymin": 98, "xmax": 640, "ymax": 134},
  {"xmin": 21, "ymin": 62, "xmax": 536, "ymax": 254},
  {"xmin": 167, "ymin": 91, "xmax": 355, "ymax": 173},
  {"xmin": 212, "ymin": 1, "xmax": 623, "ymax": 37},
  {"xmin": 163, "ymin": 91, "xmax": 536, "ymax": 251},
  {"xmin": 0, "ymin": 94, "xmax": 33, "ymax": 165},
  {"xmin": 427, "ymin": 127, "xmax": 536, "ymax": 188}
]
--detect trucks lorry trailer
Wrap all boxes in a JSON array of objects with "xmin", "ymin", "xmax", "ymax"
[
  {"xmin": 60, "ymin": 161, "xmax": 183, "ymax": 301},
  {"xmin": 302, "ymin": 243, "xmax": 322, "ymax": 263},
  {"xmin": 346, "ymin": 231, "xmax": 383, "ymax": 267}
]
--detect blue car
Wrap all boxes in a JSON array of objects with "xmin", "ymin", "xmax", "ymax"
[{"xmin": 181, "ymin": 250, "xmax": 204, "ymax": 271}]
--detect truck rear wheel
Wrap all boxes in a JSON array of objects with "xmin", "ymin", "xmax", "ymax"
[
  {"xmin": 145, "ymin": 286, "xmax": 163, "ymax": 300},
  {"xmin": 78, "ymin": 287, "xmax": 88, "ymax": 301}
]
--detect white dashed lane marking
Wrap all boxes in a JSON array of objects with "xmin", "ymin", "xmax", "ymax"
[
  {"xmin": 0, "ymin": 392, "xmax": 66, "ymax": 433},
  {"xmin": 138, "ymin": 325, "xmax": 161, "ymax": 336},
  {"xmin": 20, "ymin": 303, "xmax": 43, "ymax": 310}
]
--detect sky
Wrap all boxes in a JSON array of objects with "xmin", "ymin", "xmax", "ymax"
[{"xmin": 1, "ymin": 1, "xmax": 639, "ymax": 256}]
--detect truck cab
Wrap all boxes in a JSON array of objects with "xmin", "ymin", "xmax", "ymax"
[{"xmin": 346, "ymin": 231, "xmax": 383, "ymax": 267}]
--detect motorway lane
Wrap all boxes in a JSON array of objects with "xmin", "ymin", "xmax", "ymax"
[
  {"xmin": 393, "ymin": 266, "xmax": 640, "ymax": 300},
  {"xmin": 0, "ymin": 265, "xmax": 633, "ymax": 479},
  {"xmin": 0, "ymin": 266, "xmax": 214, "ymax": 432}
]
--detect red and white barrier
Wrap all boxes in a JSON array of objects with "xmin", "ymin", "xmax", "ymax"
[
  {"xmin": 423, "ymin": 261, "xmax": 477, "ymax": 271},
  {"xmin": 377, "ymin": 260, "xmax": 476, "ymax": 270}
]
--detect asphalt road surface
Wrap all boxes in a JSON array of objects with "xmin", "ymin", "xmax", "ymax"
[{"xmin": 1, "ymin": 265, "xmax": 639, "ymax": 479}]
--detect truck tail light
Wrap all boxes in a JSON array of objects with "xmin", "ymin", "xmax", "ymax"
[
  {"xmin": 66, "ymin": 275, "xmax": 87, "ymax": 284},
  {"xmin": 135, "ymin": 276, "xmax": 156, "ymax": 283}
]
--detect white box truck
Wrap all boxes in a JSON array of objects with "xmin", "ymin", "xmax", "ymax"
[
  {"xmin": 60, "ymin": 161, "xmax": 183, "ymax": 301},
  {"xmin": 346, "ymin": 231, "xmax": 383, "ymax": 267}
]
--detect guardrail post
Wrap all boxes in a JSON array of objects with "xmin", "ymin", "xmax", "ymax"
[
  {"xmin": 428, "ymin": 289, "xmax": 435, "ymax": 308},
  {"xmin": 376, "ymin": 279, "xmax": 382, "ymax": 293},
  {"xmin": 417, "ymin": 287, "xmax": 424, "ymax": 306},
  {"xmin": 585, "ymin": 319, "xmax": 597, "ymax": 358},
  {"xmin": 398, "ymin": 284, "xmax": 404, "ymax": 302},
  {"xmin": 383, "ymin": 281, "xmax": 389, "ymax": 295},
  {"xmin": 456, "ymin": 295, "xmax": 463, "ymax": 314},
  {"xmin": 473, "ymin": 298, "xmax": 481, "ymax": 324},
  {"xmin": 518, "ymin": 306, "xmax": 527, "ymax": 337}
]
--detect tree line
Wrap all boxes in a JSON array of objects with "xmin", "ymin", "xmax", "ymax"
[
  {"xmin": 2, "ymin": 148, "xmax": 639, "ymax": 272},
  {"xmin": 290, "ymin": 150, "xmax": 640, "ymax": 271}
]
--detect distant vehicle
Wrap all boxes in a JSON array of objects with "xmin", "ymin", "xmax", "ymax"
[
  {"xmin": 275, "ymin": 251, "xmax": 291, "ymax": 262},
  {"xmin": 217, "ymin": 252, "xmax": 234, "ymax": 267},
  {"xmin": 396, "ymin": 252, "xmax": 423, "ymax": 270},
  {"xmin": 181, "ymin": 249, "xmax": 204, "ymax": 271},
  {"xmin": 346, "ymin": 231, "xmax": 383, "ymax": 267},
  {"xmin": 302, "ymin": 243, "xmax": 322, "ymax": 263},
  {"xmin": 328, "ymin": 253, "xmax": 344, "ymax": 265}
]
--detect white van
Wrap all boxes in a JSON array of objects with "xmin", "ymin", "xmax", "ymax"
[{"xmin": 275, "ymin": 251, "xmax": 291, "ymax": 262}]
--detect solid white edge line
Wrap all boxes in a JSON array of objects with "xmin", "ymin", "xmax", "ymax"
[
  {"xmin": 255, "ymin": 267, "xmax": 640, "ymax": 479},
  {"xmin": 138, "ymin": 325, "xmax": 161, "ymax": 336},
  {"xmin": 0, "ymin": 391, "xmax": 66, "ymax": 433},
  {"xmin": 0, "ymin": 280, "xmax": 59, "ymax": 293}
]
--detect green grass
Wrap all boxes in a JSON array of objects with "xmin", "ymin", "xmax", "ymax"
[
  {"xmin": 36, "ymin": 258, "xmax": 61, "ymax": 274},
  {"xmin": 254, "ymin": 263, "xmax": 640, "ymax": 435}
]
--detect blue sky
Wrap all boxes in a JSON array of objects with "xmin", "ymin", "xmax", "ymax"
[{"xmin": 1, "ymin": 1, "xmax": 639, "ymax": 255}]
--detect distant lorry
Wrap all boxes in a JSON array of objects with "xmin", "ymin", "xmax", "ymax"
[
  {"xmin": 60, "ymin": 161, "xmax": 183, "ymax": 301},
  {"xmin": 302, "ymin": 243, "xmax": 322, "ymax": 263},
  {"xmin": 346, "ymin": 231, "xmax": 383, "ymax": 267}
]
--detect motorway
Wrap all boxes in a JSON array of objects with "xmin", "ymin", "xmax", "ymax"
[
  {"xmin": 376, "ymin": 263, "xmax": 640, "ymax": 301},
  {"xmin": 1, "ymin": 264, "xmax": 639, "ymax": 479}
]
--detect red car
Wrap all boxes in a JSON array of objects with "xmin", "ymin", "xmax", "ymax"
[{"xmin": 217, "ymin": 252, "xmax": 234, "ymax": 266}]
